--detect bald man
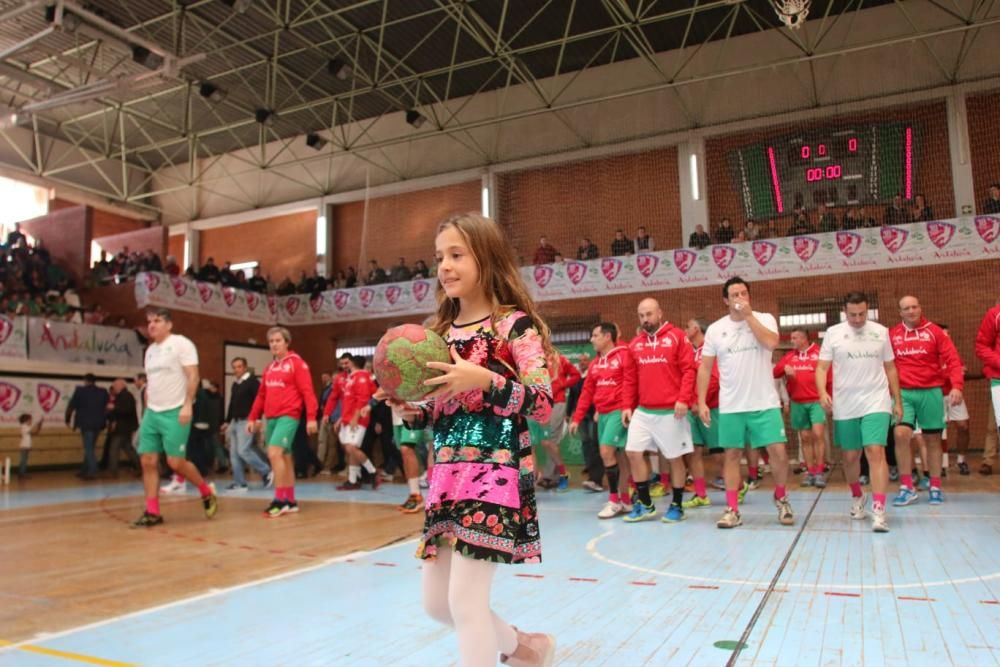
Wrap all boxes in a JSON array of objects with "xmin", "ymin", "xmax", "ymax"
[
  {"xmin": 889, "ymin": 296, "xmax": 964, "ymax": 507},
  {"xmin": 621, "ymin": 298, "xmax": 697, "ymax": 523}
]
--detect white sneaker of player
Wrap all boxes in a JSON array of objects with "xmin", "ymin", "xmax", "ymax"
[
  {"xmin": 850, "ymin": 493, "xmax": 869, "ymax": 520},
  {"xmin": 597, "ymin": 501, "xmax": 625, "ymax": 519},
  {"xmin": 160, "ymin": 476, "xmax": 187, "ymax": 495},
  {"xmin": 872, "ymin": 510, "xmax": 889, "ymax": 533}
]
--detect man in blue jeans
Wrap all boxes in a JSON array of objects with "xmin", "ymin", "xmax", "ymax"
[
  {"xmin": 222, "ymin": 357, "xmax": 272, "ymax": 491},
  {"xmin": 65, "ymin": 373, "xmax": 109, "ymax": 480}
]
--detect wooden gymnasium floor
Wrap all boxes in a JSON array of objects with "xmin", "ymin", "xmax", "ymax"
[{"xmin": 2, "ymin": 466, "xmax": 1000, "ymax": 666}]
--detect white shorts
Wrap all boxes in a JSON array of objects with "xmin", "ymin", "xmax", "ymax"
[
  {"xmin": 339, "ymin": 424, "xmax": 367, "ymax": 447},
  {"xmin": 992, "ymin": 383, "xmax": 1000, "ymax": 429},
  {"xmin": 624, "ymin": 409, "xmax": 694, "ymax": 459},
  {"xmin": 945, "ymin": 396, "xmax": 969, "ymax": 422}
]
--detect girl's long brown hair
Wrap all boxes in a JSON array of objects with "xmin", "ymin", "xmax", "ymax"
[{"xmin": 430, "ymin": 212, "xmax": 554, "ymax": 359}]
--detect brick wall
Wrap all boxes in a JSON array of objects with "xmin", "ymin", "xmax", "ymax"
[
  {"xmin": 496, "ymin": 147, "xmax": 682, "ymax": 264},
  {"xmin": 19, "ymin": 205, "xmax": 90, "ymax": 283},
  {"xmin": 967, "ymin": 89, "xmax": 1000, "ymax": 209},
  {"xmin": 330, "ymin": 181, "xmax": 480, "ymax": 279},
  {"xmin": 199, "ymin": 210, "xmax": 316, "ymax": 282},
  {"xmin": 92, "ymin": 207, "xmax": 148, "ymax": 239},
  {"xmin": 167, "ymin": 234, "xmax": 184, "ymax": 265}
]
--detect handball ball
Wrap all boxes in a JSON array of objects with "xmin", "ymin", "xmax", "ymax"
[{"xmin": 373, "ymin": 324, "xmax": 450, "ymax": 401}]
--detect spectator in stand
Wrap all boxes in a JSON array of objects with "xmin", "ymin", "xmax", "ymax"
[
  {"xmin": 5, "ymin": 222, "xmax": 25, "ymax": 248},
  {"xmin": 276, "ymin": 276, "xmax": 296, "ymax": 295},
  {"xmin": 296, "ymin": 270, "xmax": 314, "ymax": 294},
  {"xmin": 634, "ymin": 226, "xmax": 654, "ymax": 252},
  {"xmin": 312, "ymin": 270, "xmax": 328, "ymax": 293},
  {"xmin": 366, "ymin": 259, "xmax": 387, "ymax": 285},
  {"xmin": 331, "ymin": 271, "xmax": 346, "ymax": 289},
  {"xmin": 389, "ymin": 257, "xmax": 412, "ymax": 282},
  {"xmin": 219, "ymin": 261, "xmax": 236, "ymax": 286},
  {"xmin": 345, "ymin": 266, "xmax": 358, "ymax": 287},
  {"xmin": 744, "ymin": 220, "xmax": 761, "ymax": 241},
  {"xmin": 141, "ymin": 249, "xmax": 162, "ymax": 273},
  {"xmin": 689, "ymin": 224, "xmax": 711, "ymax": 249},
  {"xmin": 164, "ymin": 255, "xmax": 180, "ymax": 276},
  {"xmin": 610, "ymin": 229, "xmax": 633, "ymax": 256},
  {"xmin": 859, "ymin": 206, "xmax": 878, "ymax": 228},
  {"xmin": 818, "ymin": 205, "xmax": 839, "ymax": 233},
  {"xmin": 884, "ymin": 193, "xmax": 912, "ymax": 226},
  {"xmin": 412, "ymin": 259, "xmax": 430, "ymax": 279},
  {"xmin": 912, "ymin": 194, "xmax": 934, "ymax": 222},
  {"xmin": 533, "ymin": 236, "xmax": 558, "ymax": 265},
  {"xmin": 234, "ymin": 270, "xmax": 249, "ymax": 290},
  {"xmin": 984, "ymin": 183, "xmax": 1000, "ymax": 214},
  {"xmin": 577, "ymin": 237, "xmax": 599, "ymax": 260},
  {"xmin": 184, "ymin": 265, "xmax": 197, "ymax": 279},
  {"xmin": 842, "ymin": 207, "xmax": 862, "ymax": 230},
  {"xmin": 714, "ymin": 218, "xmax": 735, "ymax": 244},
  {"xmin": 65, "ymin": 373, "xmax": 109, "ymax": 481},
  {"xmin": 788, "ymin": 212, "xmax": 815, "ymax": 236},
  {"xmin": 733, "ymin": 230, "xmax": 747, "ymax": 244},
  {"xmin": 553, "ymin": 252, "xmax": 565, "ymax": 264},
  {"xmin": 197, "ymin": 257, "xmax": 221, "ymax": 283},
  {"xmin": 84, "ymin": 304, "xmax": 108, "ymax": 325},
  {"xmin": 248, "ymin": 266, "xmax": 268, "ymax": 292}
]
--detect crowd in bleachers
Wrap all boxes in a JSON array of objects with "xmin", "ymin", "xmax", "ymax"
[{"xmin": 0, "ymin": 222, "xmax": 87, "ymax": 321}]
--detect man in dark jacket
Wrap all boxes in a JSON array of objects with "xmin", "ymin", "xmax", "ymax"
[
  {"xmin": 222, "ymin": 358, "xmax": 272, "ymax": 491},
  {"xmin": 190, "ymin": 382, "xmax": 225, "ymax": 476},
  {"xmin": 106, "ymin": 378, "xmax": 140, "ymax": 476},
  {"xmin": 65, "ymin": 374, "xmax": 109, "ymax": 480}
]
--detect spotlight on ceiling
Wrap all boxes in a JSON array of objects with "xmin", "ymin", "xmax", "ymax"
[
  {"xmin": 131, "ymin": 45, "xmax": 164, "ymax": 70},
  {"xmin": 44, "ymin": 5, "xmax": 82, "ymax": 32},
  {"xmin": 220, "ymin": 0, "xmax": 253, "ymax": 13},
  {"xmin": 255, "ymin": 108, "xmax": 275, "ymax": 126},
  {"xmin": 405, "ymin": 109, "xmax": 426, "ymax": 129},
  {"xmin": 198, "ymin": 82, "xmax": 226, "ymax": 103},
  {"xmin": 327, "ymin": 58, "xmax": 351, "ymax": 81},
  {"xmin": 305, "ymin": 132, "xmax": 328, "ymax": 151}
]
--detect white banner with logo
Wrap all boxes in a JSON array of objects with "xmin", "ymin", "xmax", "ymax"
[
  {"xmin": 26, "ymin": 319, "xmax": 144, "ymax": 368},
  {"xmin": 135, "ymin": 215, "xmax": 1000, "ymax": 324},
  {"xmin": 0, "ymin": 315, "xmax": 27, "ymax": 360},
  {"xmin": 0, "ymin": 376, "xmax": 80, "ymax": 428}
]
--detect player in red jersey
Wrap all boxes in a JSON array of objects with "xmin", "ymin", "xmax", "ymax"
[
  {"xmin": 537, "ymin": 351, "xmax": 581, "ymax": 491},
  {"xmin": 975, "ymin": 302, "xmax": 1000, "ymax": 474},
  {"xmin": 335, "ymin": 354, "xmax": 380, "ymax": 490},
  {"xmin": 681, "ymin": 318, "xmax": 720, "ymax": 508},
  {"xmin": 248, "ymin": 327, "xmax": 319, "ymax": 517},
  {"xmin": 773, "ymin": 328, "xmax": 830, "ymax": 488},
  {"xmin": 889, "ymin": 296, "xmax": 963, "ymax": 507}
]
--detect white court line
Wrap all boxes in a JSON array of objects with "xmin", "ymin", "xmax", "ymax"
[
  {"xmin": 0, "ymin": 537, "xmax": 418, "ymax": 654},
  {"xmin": 586, "ymin": 527, "xmax": 1000, "ymax": 591}
]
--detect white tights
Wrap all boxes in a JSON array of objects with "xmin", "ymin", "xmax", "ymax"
[{"xmin": 422, "ymin": 546, "xmax": 518, "ymax": 666}]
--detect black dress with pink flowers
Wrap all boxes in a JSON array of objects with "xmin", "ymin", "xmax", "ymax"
[{"xmin": 413, "ymin": 309, "xmax": 552, "ymax": 564}]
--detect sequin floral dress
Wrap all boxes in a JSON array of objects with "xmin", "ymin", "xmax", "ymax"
[{"xmin": 414, "ymin": 309, "xmax": 552, "ymax": 564}]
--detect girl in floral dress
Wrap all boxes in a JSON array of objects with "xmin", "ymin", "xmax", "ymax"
[{"xmin": 391, "ymin": 212, "xmax": 556, "ymax": 667}]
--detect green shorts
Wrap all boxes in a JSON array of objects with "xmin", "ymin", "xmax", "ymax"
[
  {"xmin": 718, "ymin": 408, "xmax": 786, "ymax": 449},
  {"xmin": 900, "ymin": 387, "xmax": 945, "ymax": 432},
  {"xmin": 834, "ymin": 413, "xmax": 891, "ymax": 449},
  {"xmin": 137, "ymin": 407, "xmax": 191, "ymax": 458},
  {"xmin": 790, "ymin": 401, "xmax": 826, "ymax": 431},
  {"xmin": 689, "ymin": 408, "xmax": 720, "ymax": 448},
  {"xmin": 394, "ymin": 424, "xmax": 426, "ymax": 448},
  {"xmin": 264, "ymin": 416, "xmax": 299, "ymax": 451},
  {"xmin": 597, "ymin": 410, "xmax": 628, "ymax": 449}
]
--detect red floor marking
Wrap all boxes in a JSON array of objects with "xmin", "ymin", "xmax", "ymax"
[
  {"xmin": 689, "ymin": 585, "xmax": 720, "ymax": 590},
  {"xmin": 239, "ymin": 545, "xmax": 254, "ymax": 551},
  {"xmin": 981, "ymin": 600, "xmax": 1000, "ymax": 605},
  {"xmin": 630, "ymin": 581, "xmax": 657, "ymax": 587},
  {"xmin": 569, "ymin": 577, "xmax": 598, "ymax": 582},
  {"xmin": 268, "ymin": 549, "xmax": 286, "ymax": 555},
  {"xmin": 300, "ymin": 552, "xmax": 318, "ymax": 558},
  {"xmin": 897, "ymin": 596, "xmax": 936, "ymax": 602},
  {"xmin": 825, "ymin": 592, "xmax": 861, "ymax": 598},
  {"xmin": 374, "ymin": 562, "xmax": 397, "ymax": 567},
  {"xmin": 515, "ymin": 574, "xmax": 545, "ymax": 579}
]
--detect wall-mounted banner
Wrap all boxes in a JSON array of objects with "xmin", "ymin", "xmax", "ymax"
[
  {"xmin": 135, "ymin": 216, "xmax": 1000, "ymax": 325},
  {"xmin": 26, "ymin": 319, "xmax": 144, "ymax": 368},
  {"xmin": 0, "ymin": 315, "xmax": 27, "ymax": 360},
  {"xmin": 0, "ymin": 376, "xmax": 80, "ymax": 428}
]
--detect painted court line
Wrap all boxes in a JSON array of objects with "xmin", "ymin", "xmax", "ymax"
[
  {"xmin": 0, "ymin": 538, "xmax": 418, "ymax": 655},
  {"xmin": 0, "ymin": 639, "xmax": 137, "ymax": 666}
]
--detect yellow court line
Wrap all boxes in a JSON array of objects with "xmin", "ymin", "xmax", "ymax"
[{"xmin": 0, "ymin": 640, "xmax": 137, "ymax": 667}]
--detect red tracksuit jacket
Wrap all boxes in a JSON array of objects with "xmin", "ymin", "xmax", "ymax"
[
  {"xmin": 249, "ymin": 352, "xmax": 319, "ymax": 421},
  {"xmin": 692, "ymin": 343, "xmax": 720, "ymax": 409},
  {"xmin": 772, "ymin": 343, "xmax": 830, "ymax": 403},
  {"xmin": 572, "ymin": 346, "xmax": 632, "ymax": 422},
  {"xmin": 889, "ymin": 318, "xmax": 964, "ymax": 391},
  {"xmin": 623, "ymin": 322, "xmax": 696, "ymax": 411},
  {"xmin": 549, "ymin": 354, "xmax": 582, "ymax": 404},
  {"xmin": 341, "ymin": 369, "xmax": 377, "ymax": 427},
  {"xmin": 976, "ymin": 305, "xmax": 1000, "ymax": 381},
  {"xmin": 322, "ymin": 371, "xmax": 349, "ymax": 419}
]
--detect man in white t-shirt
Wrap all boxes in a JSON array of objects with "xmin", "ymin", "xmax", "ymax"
[
  {"xmin": 816, "ymin": 292, "xmax": 903, "ymax": 533},
  {"xmin": 697, "ymin": 277, "xmax": 792, "ymax": 529},
  {"xmin": 133, "ymin": 308, "xmax": 218, "ymax": 527}
]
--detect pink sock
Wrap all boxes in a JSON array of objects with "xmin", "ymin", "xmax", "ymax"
[
  {"xmin": 849, "ymin": 482, "xmax": 863, "ymax": 497},
  {"xmin": 694, "ymin": 477, "xmax": 707, "ymax": 498},
  {"xmin": 749, "ymin": 466, "xmax": 759, "ymax": 480},
  {"xmin": 873, "ymin": 493, "xmax": 887, "ymax": 510},
  {"xmin": 197, "ymin": 482, "xmax": 212, "ymax": 498},
  {"xmin": 275, "ymin": 487, "xmax": 287, "ymax": 502},
  {"xmin": 812, "ymin": 465, "xmax": 823, "ymax": 476},
  {"xmin": 930, "ymin": 476, "xmax": 941, "ymax": 489},
  {"xmin": 726, "ymin": 490, "xmax": 739, "ymax": 511},
  {"xmin": 660, "ymin": 472, "xmax": 670, "ymax": 487},
  {"xmin": 773, "ymin": 485, "xmax": 786, "ymax": 501},
  {"xmin": 609, "ymin": 492, "xmax": 620, "ymax": 504},
  {"xmin": 287, "ymin": 487, "xmax": 296, "ymax": 503},
  {"xmin": 175, "ymin": 474, "xmax": 185, "ymax": 483},
  {"xmin": 901, "ymin": 474, "xmax": 914, "ymax": 490},
  {"xmin": 556, "ymin": 464, "xmax": 567, "ymax": 476},
  {"xmin": 146, "ymin": 497, "xmax": 160, "ymax": 515}
]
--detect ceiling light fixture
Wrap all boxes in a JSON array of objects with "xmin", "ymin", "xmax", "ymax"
[{"xmin": 405, "ymin": 109, "xmax": 426, "ymax": 129}]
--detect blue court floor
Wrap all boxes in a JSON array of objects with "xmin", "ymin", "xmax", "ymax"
[{"xmin": 2, "ymin": 481, "xmax": 1000, "ymax": 666}]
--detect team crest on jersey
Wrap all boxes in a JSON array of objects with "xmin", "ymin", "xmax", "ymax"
[
  {"xmin": 636, "ymin": 253, "xmax": 659, "ymax": 278},
  {"xmin": 222, "ymin": 287, "xmax": 237, "ymax": 307},
  {"xmin": 752, "ymin": 240, "xmax": 777, "ymax": 266},
  {"xmin": 880, "ymin": 226, "xmax": 909, "ymax": 254},
  {"xmin": 0, "ymin": 316, "xmax": 12, "ymax": 345},
  {"xmin": 0, "ymin": 382, "xmax": 22, "ymax": 412},
  {"xmin": 169, "ymin": 276, "xmax": 188, "ymax": 297},
  {"xmin": 793, "ymin": 236, "xmax": 819, "ymax": 262},
  {"xmin": 711, "ymin": 245, "xmax": 736, "ymax": 270},
  {"xmin": 565, "ymin": 261, "xmax": 587, "ymax": 285},
  {"xmin": 196, "ymin": 282, "xmax": 214, "ymax": 303},
  {"xmin": 385, "ymin": 285, "xmax": 402, "ymax": 305},
  {"xmin": 246, "ymin": 292, "xmax": 260, "ymax": 311},
  {"xmin": 310, "ymin": 294, "xmax": 325, "ymax": 312},
  {"xmin": 673, "ymin": 249, "xmax": 696, "ymax": 274},
  {"xmin": 333, "ymin": 290, "xmax": 350, "ymax": 310},
  {"xmin": 836, "ymin": 231, "xmax": 863, "ymax": 257},
  {"xmin": 285, "ymin": 297, "xmax": 300, "ymax": 316},
  {"xmin": 359, "ymin": 288, "xmax": 375, "ymax": 308},
  {"xmin": 533, "ymin": 265, "xmax": 554, "ymax": 288},
  {"xmin": 412, "ymin": 280, "xmax": 431, "ymax": 302},
  {"xmin": 601, "ymin": 258, "xmax": 623, "ymax": 282},
  {"xmin": 975, "ymin": 215, "xmax": 1000, "ymax": 244},
  {"xmin": 926, "ymin": 221, "xmax": 955, "ymax": 248},
  {"xmin": 144, "ymin": 273, "xmax": 160, "ymax": 292},
  {"xmin": 36, "ymin": 383, "xmax": 60, "ymax": 412}
]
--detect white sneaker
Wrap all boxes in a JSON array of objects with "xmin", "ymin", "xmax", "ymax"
[
  {"xmin": 418, "ymin": 472, "xmax": 429, "ymax": 489},
  {"xmin": 872, "ymin": 510, "xmax": 889, "ymax": 533},
  {"xmin": 379, "ymin": 471, "xmax": 394, "ymax": 481},
  {"xmin": 597, "ymin": 501, "xmax": 625, "ymax": 519},
  {"xmin": 850, "ymin": 493, "xmax": 869, "ymax": 520},
  {"xmin": 159, "ymin": 477, "xmax": 187, "ymax": 495}
]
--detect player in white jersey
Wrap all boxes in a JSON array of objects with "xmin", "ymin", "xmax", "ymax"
[
  {"xmin": 133, "ymin": 308, "xmax": 218, "ymax": 527},
  {"xmin": 815, "ymin": 292, "xmax": 902, "ymax": 533},
  {"xmin": 697, "ymin": 277, "xmax": 792, "ymax": 529}
]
